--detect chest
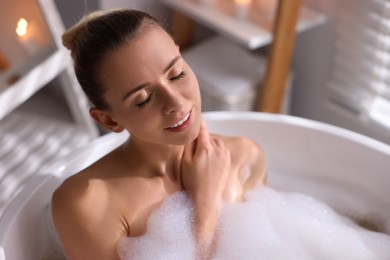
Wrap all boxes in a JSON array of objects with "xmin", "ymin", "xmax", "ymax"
[
  {"xmin": 111, "ymin": 176, "xmax": 182, "ymax": 237},
  {"xmin": 112, "ymin": 162, "xmax": 248, "ymax": 237}
]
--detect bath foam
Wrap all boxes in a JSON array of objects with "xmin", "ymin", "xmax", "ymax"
[
  {"xmin": 117, "ymin": 192, "xmax": 195, "ymax": 260},
  {"xmin": 271, "ymin": 172, "xmax": 390, "ymax": 234},
  {"xmin": 117, "ymin": 187, "xmax": 390, "ymax": 260}
]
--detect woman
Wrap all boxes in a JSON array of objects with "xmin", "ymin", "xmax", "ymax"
[{"xmin": 51, "ymin": 8, "xmax": 267, "ymax": 259}]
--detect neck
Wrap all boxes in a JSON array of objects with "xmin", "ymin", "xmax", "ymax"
[{"xmin": 122, "ymin": 136, "xmax": 186, "ymax": 181}]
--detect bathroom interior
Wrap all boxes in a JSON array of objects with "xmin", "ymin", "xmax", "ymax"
[{"xmin": 0, "ymin": 0, "xmax": 389, "ymax": 259}]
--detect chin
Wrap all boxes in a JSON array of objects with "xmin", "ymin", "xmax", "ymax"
[
  {"xmin": 169, "ymin": 121, "xmax": 200, "ymax": 146},
  {"xmin": 172, "ymin": 130, "xmax": 199, "ymax": 146}
]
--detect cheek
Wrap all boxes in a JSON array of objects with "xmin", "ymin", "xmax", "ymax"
[
  {"xmin": 186, "ymin": 71, "xmax": 201, "ymax": 99},
  {"xmin": 131, "ymin": 113, "xmax": 158, "ymax": 127},
  {"xmin": 126, "ymin": 114, "xmax": 159, "ymax": 137}
]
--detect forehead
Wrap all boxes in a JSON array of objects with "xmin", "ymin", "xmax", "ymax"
[
  {"xmin": 99, "ymin": 27, "xmax": 178, "ymax": 88},
  {"xmin": 121, "ymin": 25, "xmax": 177, "ymax": 59}
]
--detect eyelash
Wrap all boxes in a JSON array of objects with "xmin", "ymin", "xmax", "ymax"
[
  {"xmin": 136, "ymin": 71, "xmax": 186, "ymax": 109},
  {"xmin": 136, "ymin": 93, "xmax": 153, "ymax": 109},
  {"xmin": 170, "ymin": 70, "xmax": 186, "ymax": 81}
]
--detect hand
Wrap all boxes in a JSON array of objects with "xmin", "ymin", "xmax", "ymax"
[
  {"xmin": 181, "ymin": 120, "xmax": 231, "ymax": 206},
  {"xmin": 181, "ymin": 120, "xmax": 231, "ymax": 257}
]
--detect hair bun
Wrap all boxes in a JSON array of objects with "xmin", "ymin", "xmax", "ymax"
[{"xmin": 62, "ymin": 11, "xmax": 104, "ymax": 54}]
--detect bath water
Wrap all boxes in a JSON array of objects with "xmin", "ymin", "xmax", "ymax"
[{"xmin": 117, "ymin": 186, "xmax": 390, "ymax": 259}]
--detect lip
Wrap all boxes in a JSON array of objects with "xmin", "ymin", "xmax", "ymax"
[{"xmin": 164, "ymin": 109, "xmax": 193, "ymax": 133}]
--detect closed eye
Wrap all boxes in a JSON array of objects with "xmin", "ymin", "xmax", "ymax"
[
  {"xmin": 169, "ymin": 71, "xmax": 186, "ymax": 81},
  {"xmin": 136, "ymin": 93, "xmax": 153, "ymax": 109}
]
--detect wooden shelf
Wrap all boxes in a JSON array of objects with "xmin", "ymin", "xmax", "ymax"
[
  {"xmin": 0, "ymin": 49, "xmax": 69, "ymax": 121},
  {"xmin": 162, "ymin": 0, "xmax": 326, "ymax": 50},
  {"xmin": 0, "ymin": 0, "xmax": 99, "ymax": 216}
]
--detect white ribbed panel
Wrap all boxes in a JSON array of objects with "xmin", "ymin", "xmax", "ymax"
[
  {"xmin": 0, "ymin": 112, "xmax": 91, "ymax": 215},
  {"xmin": 328, "ymin": 0, "xmax": 390, "ymax": 129}
]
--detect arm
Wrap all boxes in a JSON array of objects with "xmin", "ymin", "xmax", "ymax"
[
  {"xmin": 181, "ymin": 121, "xmax": 231, "ymax": 259},
  {"xmin": 51, "ymin": 179, "xmax": 123, "ymax": 260}
]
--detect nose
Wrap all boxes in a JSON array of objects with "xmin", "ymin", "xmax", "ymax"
[{"xmin": 160, "ymin": 85, "xmax": 185, "ymax": 115}]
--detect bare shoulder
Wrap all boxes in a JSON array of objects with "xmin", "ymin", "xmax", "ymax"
[
  {"xmin": 52, "ymin": 168, "xmax": 108, "ymax": 221},
  {"xmin": 51, "ymin": 165, "xmax": 121, "ymax": 259},
  {"xmin": 212, "ymin": 134, "xmax": 265, "ymax": 164},
  {"xmin": 52, "ymin": 155, "xmax": 112, "ymax": 219},
  {"xmin": 52, "ymin": 147, "xmax": 124, "ymax": 219},
  {"xmin": 212, "ymin": 134, "xmax": 268, "ymax": 188}
]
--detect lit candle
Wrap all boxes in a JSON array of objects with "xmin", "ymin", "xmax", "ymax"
[
  {"xmin": 234, "ymin": 0, "xmax": 252, "ymax": 20},
  {"xmin": 16, "ymin": 18, "xmax": 37, "ymax": 55}
]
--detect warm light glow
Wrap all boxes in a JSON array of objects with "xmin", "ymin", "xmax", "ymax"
[
  {"xmin": 234, "ymin": 0, "xmax": 252, "ymax": 5},
  {"xmin": 16, "ymin": 18, "xmax": 28, "ymax": 37}
]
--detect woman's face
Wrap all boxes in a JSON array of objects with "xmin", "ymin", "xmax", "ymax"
[{"xmin": 98, "ymin": 26, "xmax": 201, "ymax": 146}]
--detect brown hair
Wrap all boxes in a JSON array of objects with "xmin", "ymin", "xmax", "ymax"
[{"xmin": 62, "ymin": 9, "xmax": 169, "ymax": 109}]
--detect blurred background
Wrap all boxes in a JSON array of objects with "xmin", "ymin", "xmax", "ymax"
[
  {"xmin": 54, "ymin": 0, "xmax": 390, "ymax": 144},
  {"xmin": 0, "ymin": 0, "xmax": 389, "ymax": 215}
]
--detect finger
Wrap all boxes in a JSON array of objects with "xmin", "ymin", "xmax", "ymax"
[
  {"xmin": 196, "ymin": 120, "xmax": 211, "ymax": 150},
  {"xmin": 225, "ymin": 148, "xmax": 231, "ymax": 161},
  {"xmin": 183, "ymin": 141, "xmax": 195, "ymax": 162},
  {"xmin": 212, "ymin": 136, "xmax": 224, "ymax": 149}
]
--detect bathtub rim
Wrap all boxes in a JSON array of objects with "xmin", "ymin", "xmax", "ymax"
[
  {"xmin": 0, "ymin": 111, "xmax": 389, "ymax": 260},
  {"xmin": 203, "ymin": 111, "xmax": 390, "ymax": 155}
]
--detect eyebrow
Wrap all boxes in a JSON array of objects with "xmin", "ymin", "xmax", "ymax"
[
  {"xmin": 122, "ymin": 55, "xmax": 182, "ymax": 101},
  {"xmin": 122, "ymin": 83, "xmax": 149, "ymax": 101},
  {"xmin": 164, "ymin": 55, "xmax": 181, "ymax": 73}
]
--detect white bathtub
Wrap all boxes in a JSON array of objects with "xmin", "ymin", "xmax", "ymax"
[{"xmin": 0, "ymin": 112, "xmax": 389, "ymax": 260}]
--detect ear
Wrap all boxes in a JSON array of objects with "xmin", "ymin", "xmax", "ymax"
[{"xmin": 89, "ymin": 107, "xmax": 125, "ymax": 133}]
